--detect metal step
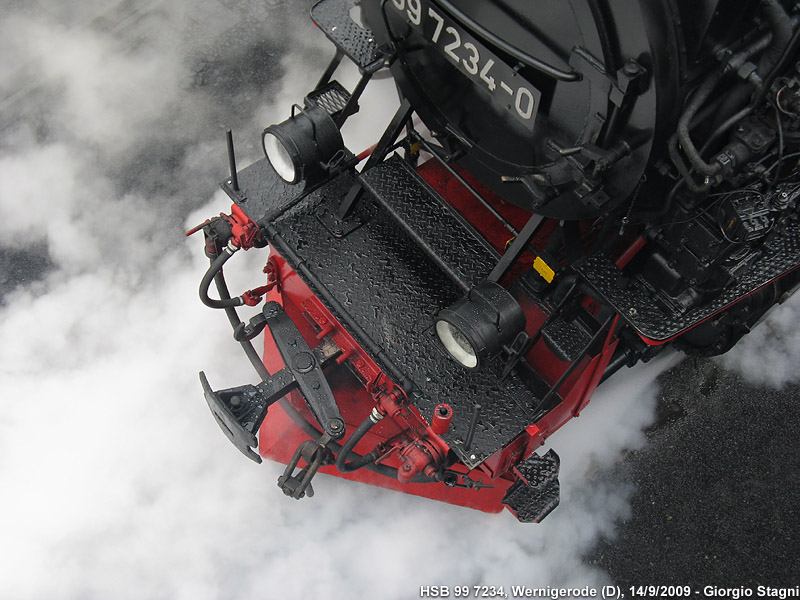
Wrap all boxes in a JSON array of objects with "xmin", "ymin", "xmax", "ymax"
[
  {"xmin": 541, "ymin": 308, "xmax": 596, "ymax": 362},
  {"xmin": 305, "ymin": 80, "xmax": 352, "ymax": 118},
  {"xmin": 359, "ymin": 156, "xmax": 500, "ymax": 291},
  {"xmin": 502, "ymin": 449, "xmax": 560, "ymax": 523},
  {"xmin": 310, "ymin": 0, "xmax": 381, "ymax": 70}
]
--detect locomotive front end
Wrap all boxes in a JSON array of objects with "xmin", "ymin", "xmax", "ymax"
[{"xmin": 193, "ymin": 0, "xmax": 800, "ymax": 521}]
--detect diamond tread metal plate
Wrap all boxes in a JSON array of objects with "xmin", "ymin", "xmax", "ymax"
[
  {"xmin": 310, "ymin": 0, "xmax": 381, "ymax": 70},
  {"xmin": 541, "ymin": 314, "xmax": 592, "ymax": 362},
  {"xmin": 221, "ymin": 158, "xmax": 308, "ymax": 224},
  {"xmin": 269, "ymin": 173, "xmax": 538, "ymax": 468},
  {"xmin": 221, "ymin": 157, "xmax": 356, "ymax": 226},
  {"xmin": 501, "ymin": 449, "xmax": 560, "ymax": 523},
  {"xmin": 575, "ymin": 222, "xmax": 800, "ymax": 341},
  {"xmin": 360, "ymin": 156, "xmax": 500, "ymax": 290}
]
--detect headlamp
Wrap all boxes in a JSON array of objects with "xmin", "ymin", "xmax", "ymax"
[
  {"xmin": 435, "ymin": 280, "xmax": 526, "ymax": 369},
  {"xmin": 261, "ymin": 104, "xmax": 344, "ymax": 184}
]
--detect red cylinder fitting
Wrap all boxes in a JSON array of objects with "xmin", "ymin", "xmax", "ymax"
[
  {"xmin": 431, "ymin": 403, "xmax": 453, "ymax": 435},
  {"xmin": 397, "ymin": 436, "xmax": 444, "ymax": 484}
]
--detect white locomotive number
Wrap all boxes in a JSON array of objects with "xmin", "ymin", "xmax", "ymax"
[{"xmin": 390, "ymin": 0, "xmax": 540, "ymax": 129}]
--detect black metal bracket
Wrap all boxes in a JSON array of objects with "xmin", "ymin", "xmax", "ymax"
[
  {"xmin": 200, "ymin": 368, "xmax": 296, "ymax": 464},
  {"xmin": 277, "ymin": 434, "xmax": 335, "ymax": 499},
  {"xmin": 233, "ymin": 312, "xmax": 268, "ymax": 342},
  {"xmin": 337, "ymin": 98, "xmax": 414, "ymax": 219},
  {"xmin": 315, "ymin": 48, "xmax": 345, "ymax": 90},
  {"xmin": 501, "ymin": 330, "xmax": 532, "ymax": 380},
  {"xmin": 316, "ymin": 204, "xmax": 364, "ymax": 238},
  {"xmin": 264, "ymin": 302, "xmax": 345, "ymax": 438},
  {"xmin": 200, "ymin": 303, "xmax": 343, "ymax": 463},
  {"xmin": 442, "ymin": 470, "xmax": 494, "ymax": 490},
  {"xmin": 487, "ymin": 212, "xmax": 547, "ymax": 283}
]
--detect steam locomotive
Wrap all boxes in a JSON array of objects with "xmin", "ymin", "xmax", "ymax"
[{"xmin": 192, "ymin": 0, "xmax": 800, "ymax": 521}]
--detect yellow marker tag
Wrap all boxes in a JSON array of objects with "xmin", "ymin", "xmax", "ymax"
[{"xmin": 533, "ymin": 256, "xmax": 555, "ymax": 283}]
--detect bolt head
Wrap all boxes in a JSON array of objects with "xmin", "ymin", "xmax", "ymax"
[
  {"xmin": 623, "ymin": 61, "xmax": 641, "ymax": 76},
  {"xmin": 292, "ymin": 352, "xmax": 315, "ymax": 373}
]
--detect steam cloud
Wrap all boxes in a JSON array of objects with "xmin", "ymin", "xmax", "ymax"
[
  {"xmin": 719, "ymin": 293, "xmax": 800, "ymax": 387},
  {"xmin": 1, "ymin": 1, "xmax": 681, "ymax": 598}
]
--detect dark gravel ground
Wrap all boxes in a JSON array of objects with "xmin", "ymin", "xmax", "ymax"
[{"xmin": 588, "ymin": 357, "xmax": 800, "ymax": 587}]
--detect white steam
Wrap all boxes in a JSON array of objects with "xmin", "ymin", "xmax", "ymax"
[
  {"xmin": 719, "ymin": 292, "xmax": 800, "ymax": 387},
  {"xmin": 0, "ymin": 1, "xmax": 680, "ymax": 598}
]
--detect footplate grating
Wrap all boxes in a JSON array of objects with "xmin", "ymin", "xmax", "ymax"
[
  {"xmin": 541, "ymin": 310, "xmax": 596, "ymax": 362},
  {"xmin": 360, "ymin": 156, "xmax": 500, "ymax": 290}
]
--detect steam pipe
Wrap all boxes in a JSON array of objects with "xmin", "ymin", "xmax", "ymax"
[
  {"xmin": 676, "ymin": 72, "xmax": 724, "ymax": 177},
  {"xmin": 675, "ymin": 8, "xmax": 795, "ymax": 181}
]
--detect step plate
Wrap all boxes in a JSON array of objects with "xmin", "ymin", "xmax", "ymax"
[
  {"xmin": 502, "ymin": 449, "xmax": 560, "ymax": 523},
  {"xmin": 360, "ymin": 157, "xmax": 500, "ymax": 289},
  {"xmin": 311, "ymin": 0, "xmax": 381, "ymax": 70},
  {"xmin": 305, "ymin": 80, "xmax": 352, "ymax": 116}
]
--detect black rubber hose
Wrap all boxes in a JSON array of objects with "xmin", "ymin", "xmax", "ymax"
[
  {"xmin": 758, "ymin": 0, "xmax": 793, "ymax": 74},
  {"xmin": 669, "ymin": 134, "xmax": 711, "ymax": 193},
  {"xmin": 699, "ymin": 14, "xmax": 800, "ymax": 157},
  {"xmin": 675, "ymin": 15, "xmax": 784, "ymax": 180},
  {"xmin": 726, "ymin": 31, "xmax": 773, "ymax": 74},
  {"xmin": 208, "ymin": 252, "xmax": 413, "ymax": 482},
  {"xmin": 336, "ymin": 412, "xmax": 382, "ymax": 473},
  {"xmin": 753, "ymin": 21, "xmax": 800, "ymax": 109},
  {"xmin": 200, "ymin": 245, "xmax": 244, "ymax": 309},
  {"xmin": 676, "ymin": 72, "xmax": 724, "ymax": 177}
]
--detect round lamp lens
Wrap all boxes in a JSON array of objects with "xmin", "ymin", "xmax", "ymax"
[
  {"xmin": 263, "ymin": 132, "xmax": 297, "ymax": 183},
  {"xmin": 436, "ymin": 320, "xmax": 478, "ymax": 368}
]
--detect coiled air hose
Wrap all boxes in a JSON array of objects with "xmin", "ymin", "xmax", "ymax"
[{"xmin": 200, "ymin": 240, "xmax": 247, "ymax": 309}]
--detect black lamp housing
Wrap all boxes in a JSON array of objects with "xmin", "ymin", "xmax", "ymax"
[
  {"xmin": 262, "ymin": 104, "xmax": 344, "ymax": 185},
  {"xmin": 435, "ymin": 280, "xmax": 526, "ymax": 369}
]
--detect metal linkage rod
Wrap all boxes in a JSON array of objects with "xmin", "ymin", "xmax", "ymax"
[
  {"xmin": 531, "ymin": 314, "xmax": 614, "ymax": 416},
  {"xmin": 337, "ymin": 98, "xmax": 414, "ymax": 219},
  {"xmin": 226, "ymin": 129, "xmax": 239, "ymax": 192},
  {"xmin": 315, "ymin": 48, "xmax": 344, "ymax": 90},
  {"xmin": 413, "ymin": 135, "xmax": 519, "ymax": 236}
]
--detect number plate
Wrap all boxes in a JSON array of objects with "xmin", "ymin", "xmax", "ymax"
[{"xmin": 388, "ymin": 0, "xmax": 541, "ymax": 131}]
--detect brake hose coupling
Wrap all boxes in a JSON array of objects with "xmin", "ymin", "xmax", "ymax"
[
  {"xmin": 225, "ymin": 239, "xmax": 240, "ymax": 255},
  {"xmin": 369, "ymin": 407, "xmax": 385, "ymax": 424}
]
